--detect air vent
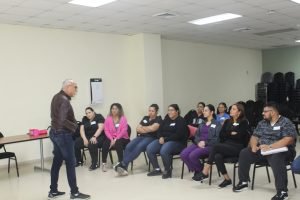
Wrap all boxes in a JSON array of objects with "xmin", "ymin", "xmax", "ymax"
[
  {"xmin": 271, "ymin": 44, "xmax": 290, "ymax": 48},
  {"xmin": 233, "ymin": 27, "xmax": 251, "ymax": 32},
  {"xmin": 255, "ymin": 28, "xmax": 298, "ymax": 36},
  {"xmin": 153, "ymin": 12, "xmax": 176, "ymax": 19}
]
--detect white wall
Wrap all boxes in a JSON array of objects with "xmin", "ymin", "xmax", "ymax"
[
  {"xmin": 263, "ymin": 46, "xmax": 300, "ymax": 79},
  {"xmin": 0, "ymin": 24, "xmax": 154, "ymax": 165},
  {"xmin": 161, "ymin": 39, "xmax": 262, "ymax": 115},
  {"xmin": 0, "ymin": 23, "xmax": 263, "ymax": 166}
]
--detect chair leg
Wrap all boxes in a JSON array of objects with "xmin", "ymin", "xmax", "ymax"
[
  {"xmin": 143, "ymin": 152, "xmax": 149, "ymax": 165},
  {"xmin": 209, "ymin": 165, "xmax": 213, "ymax": 185},
  {"xmin": 15, "ymin": 156, "xmax": 19, "ymax": 177},
  {"xmin": 8, "ymin": 158, "xmax": 11, "ymax": 174},
  {"xmin": 266, "ymin": 166, "xmax": 271, "ymax": 183},
  {"xmin": 291, "ymin": 170, "xmax": 297, "ymax": 188},
  {"xmin": 109, "ymin": 151, "xmax": 114, "ymax": 165},
  {"xmin": 233, "ymin": 163, "xmax": 237, "ymax": 188},
  {"xmin": 148, "ymin": 161, "xmax": 151, "ymax": 172},
  {"xmin": 181, "ymin": 161, "xmax": 185, "ymax": 179},
  {"xmin": 131, "ymin": 161, "xmax": 133, "ymax": 171},
  {"xmin": 98, "ymin": 148, "xmax": 101, "ymax": 166},
  {"xmin": 251, "ymin": 164, "xmax": 257, "ymax": 190},
  {"xmin": 80, "ymin": 148, "xmax": 85, "ymax": 164}
]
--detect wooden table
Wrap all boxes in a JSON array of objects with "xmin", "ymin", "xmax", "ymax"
[{"xmin": 0, "ymin": 133, "xmax": 49, "ymax": 172}]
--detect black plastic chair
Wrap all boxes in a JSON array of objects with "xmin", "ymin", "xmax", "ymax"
[
  {"xmin": 0, "ymin": 132, "xmax": 19, "ymax": 177},
  {"xmin": 251, "ymin": 160, "xmax": 297, "ymax": 190}
]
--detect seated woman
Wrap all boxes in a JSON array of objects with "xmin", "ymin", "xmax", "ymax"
[
  {"xmin": 180, "ymin": 104, "xmax": 221, "ymax": 181},
  {"xmin": 198, "ymin": 102, "xmax": 250, "ymax": 188},
  {"xmin": 184, "ymin": 102, "xmax": 205, "ymax": 127},
  {"xmin": 114, "ymin": 104, "xmax": 162, "ymax": 176},
  {"xmin": 102, "ymin": 103, "xmax": 130, "ymax": 172},
  {"xmin": 146, "ymin": 104, "xmax": 189, "ymax": 179},
  {"xmin": 216, "ymin": 102, "xmax": 230, "ymax": 124},
  {"xmin": 74, "ymin": 107, "xmax": 105, "ymax": 170}
]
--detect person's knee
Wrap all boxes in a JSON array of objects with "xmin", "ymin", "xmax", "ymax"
[
  {"xmin": 238, "ymin": 148, "xmax": 250, "ymax": 160},
  {"xmin": 146, "ymin": 144, "xmax": 155, "ymax": 155},
  {"xmin": 214, "ymin": 153, "xmax": 223, "ymax": 162}
]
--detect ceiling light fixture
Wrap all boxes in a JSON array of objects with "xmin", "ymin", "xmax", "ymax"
[
  {"xmin": 69, "ymin": 0, "xmax": 117, "ymax": 8},
  {"xmin": 295, "ymin": 40, "xmax": 300, "ymax": 43},
  {"xmin": 290, "ymin": 0, "xmax": 300, "ymax": 4},
  {"xmin": 189, "ymin": 13, "xmax": 242, "ymax": 25}
]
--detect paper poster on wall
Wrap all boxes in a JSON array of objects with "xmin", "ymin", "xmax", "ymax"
[{"xmin": 90, "ymin": 78, "xmax": 103, "ymax": 104}]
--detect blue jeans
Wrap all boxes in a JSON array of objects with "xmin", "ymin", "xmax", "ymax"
[
  {"xmin": 49, "ymin": 129, "xmax": 78, "ymax": 194},
  {"xmin": 292, "ymin": 155, "xmax": 300, "ymax": 174},
  {"xmin": 122, "ymin": 136, "xmax": 155, "ymax": 168},
  {"xmin": 146, "ymin": 139, "xmax": 185, "ymax": 171}
]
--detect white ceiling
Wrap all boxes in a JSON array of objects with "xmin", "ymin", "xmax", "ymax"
[{"xmin": 1, "ymin": 0, "xmax": 300, "ymax": 49}]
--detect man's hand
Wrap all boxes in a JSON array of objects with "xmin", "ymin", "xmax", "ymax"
[{"xmin": 259, "ymin": 144, "xmax": 271, "ymax": 152}]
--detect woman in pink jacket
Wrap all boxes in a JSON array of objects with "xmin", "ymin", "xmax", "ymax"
[{"xmin": 102, "ymin": 103, "xmax": 130, "ymax": 172}]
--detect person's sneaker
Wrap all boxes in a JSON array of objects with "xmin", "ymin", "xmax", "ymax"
[
  {"xmin": 102, "ymin": 163, "xmax": 107, "ymax": 172},
  {"xmin": 147, "ymin": 169, "xmax": 162, "ymax": 176},
  {"xmin": 192, "ymin": 172, "xmax": 202, "ymax": 181},
  {"xmin": 113, "ymin": 162, "xmax": 121, "ymax": 172},
  {"xmin": 75, "ymin": 161, "xmax": 83, "ymax": 167},
  {"xmin": 88, "ymin": 164, "xmax": 99, "ymax": 171},
  {"xmin": 271, "ymin": 191, "xmax": 288, "ymax": 200},
  {"xmin": 218, "ymin": 179, "xmax": 232, "ymax": 188},
  {"xmin": 162, "ymin": 170, "xmax": 172, "ymax": 179},
  {"xmin": 70, "ymin": 192, "xmax": 90, "ymax": 200},
  {"xmin": 233, "ymin": 181, "xmax": 248, "ymax": 192},
  {"xmin": 48, "ymin": 191, "xmax": 65, "ymax": 199},
  {"xmin": 198, "ymin": 172, "xmax": 209, "ymax": 183},
  {"xmin": 116, "ymin": 165, "xmax": 128, "ymax": 176},
  {"xmin": 192, "ymin": 171, "xmax": 198, "ymax": 179}
]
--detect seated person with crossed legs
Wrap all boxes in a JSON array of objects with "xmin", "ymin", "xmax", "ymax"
[
  {"xmin": 180, "ymin": 104, "xmax": 221, "ymax": 181},
  {"xmin": 233, "ymin": 102, "xmax": 297, "ymax": 200},
  {"xmin": 114, "ymin": 104, "xmax": 162, "ymax": 176}
]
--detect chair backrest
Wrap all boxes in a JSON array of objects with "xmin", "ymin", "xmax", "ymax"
[
  {"xmin": 127, "ymin": 124, "xmax": 131, "ymax": 137},
  {"xmin": 0, "ymin": 132, "xmax": 6, "ymax": 151}
]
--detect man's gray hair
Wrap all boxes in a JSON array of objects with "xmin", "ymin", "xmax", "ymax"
[{"xmin": 62, "ymin": 79, "xmax": 75, "ymax": 89}]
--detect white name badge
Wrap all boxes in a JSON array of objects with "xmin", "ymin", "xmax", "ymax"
[
  {"xmin": 220, "ymin": 117, "xmax": 225, "ymax": 120},
  {"xmin": 143, "ymin": 119, "xmax": 148, "ymax": 123},
  {"xmin": 273, "ymin": 126, "xmax": 280, "ymax": 130},
  {"xmin": 170, "ymin": 123, "xmax": 176, "ymax": 126},
  {"xmin": 90, "ymin": 121, "xmax": 96, "ymax": 125},
  {"xmin": 211, "ymin": 124, "xmax": 216, "ymax": 128},
  {"xmin": 115, "ymin": 123, "xmax": 120, "ymax": 128},
  {"xmin": 233, "ymin": 123, "xmax": 239, "ymax": 126}
]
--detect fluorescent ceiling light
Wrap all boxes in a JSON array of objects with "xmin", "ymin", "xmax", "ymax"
[
  {"xmin": 295, "ymin": 40, "xmax": 300, "ymax": 43},
  {"xmin": 189, "ymin": 13, "xmax": 242, "ymax": 25},
  {"xmin": 69, "ymin": 0, "xmax": 117, "ymax": 7},
  {"xmin": 290, "ymin": 0, "xmax": 300, "ymax": 4}
]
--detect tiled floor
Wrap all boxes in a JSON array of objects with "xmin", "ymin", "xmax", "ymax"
[{"xmin": 0, "ymin": 148, "xmax": 299, "ymax": 200}]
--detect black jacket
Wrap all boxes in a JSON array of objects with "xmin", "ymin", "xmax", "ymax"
[
  {"xmin": 51, "ymin": 90, "xmax": 77, "ymax": 133},
  {"xmin": 158, "ymin": 115, "xmax": 188, "ymax": 144}
]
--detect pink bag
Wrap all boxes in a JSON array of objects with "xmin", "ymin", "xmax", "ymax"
[{"xmin": 29, "ymin": 129, "xmax": 48, "ymax": 136}]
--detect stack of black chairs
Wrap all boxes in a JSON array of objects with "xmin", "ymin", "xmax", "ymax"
[{"xmin": 256, "ymin": 71, "xmax": 300, "ymax": 120}]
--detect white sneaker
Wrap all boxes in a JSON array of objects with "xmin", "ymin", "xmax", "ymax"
[
  {"xmin": 102, "ymin": 163, "xmax": 107, "ymax": 172},
  {"xmin": 116, "ymin": 166, "xmax": 128, "ymax": 176}
]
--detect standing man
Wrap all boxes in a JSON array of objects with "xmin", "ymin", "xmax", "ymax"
[
  {"xmin": 233, "ymin": 102, "xmax": 297, "ymax": 200},
  {"xmin": 48, "ymin": 79, "xmax": 90, "ymax": 200}
]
